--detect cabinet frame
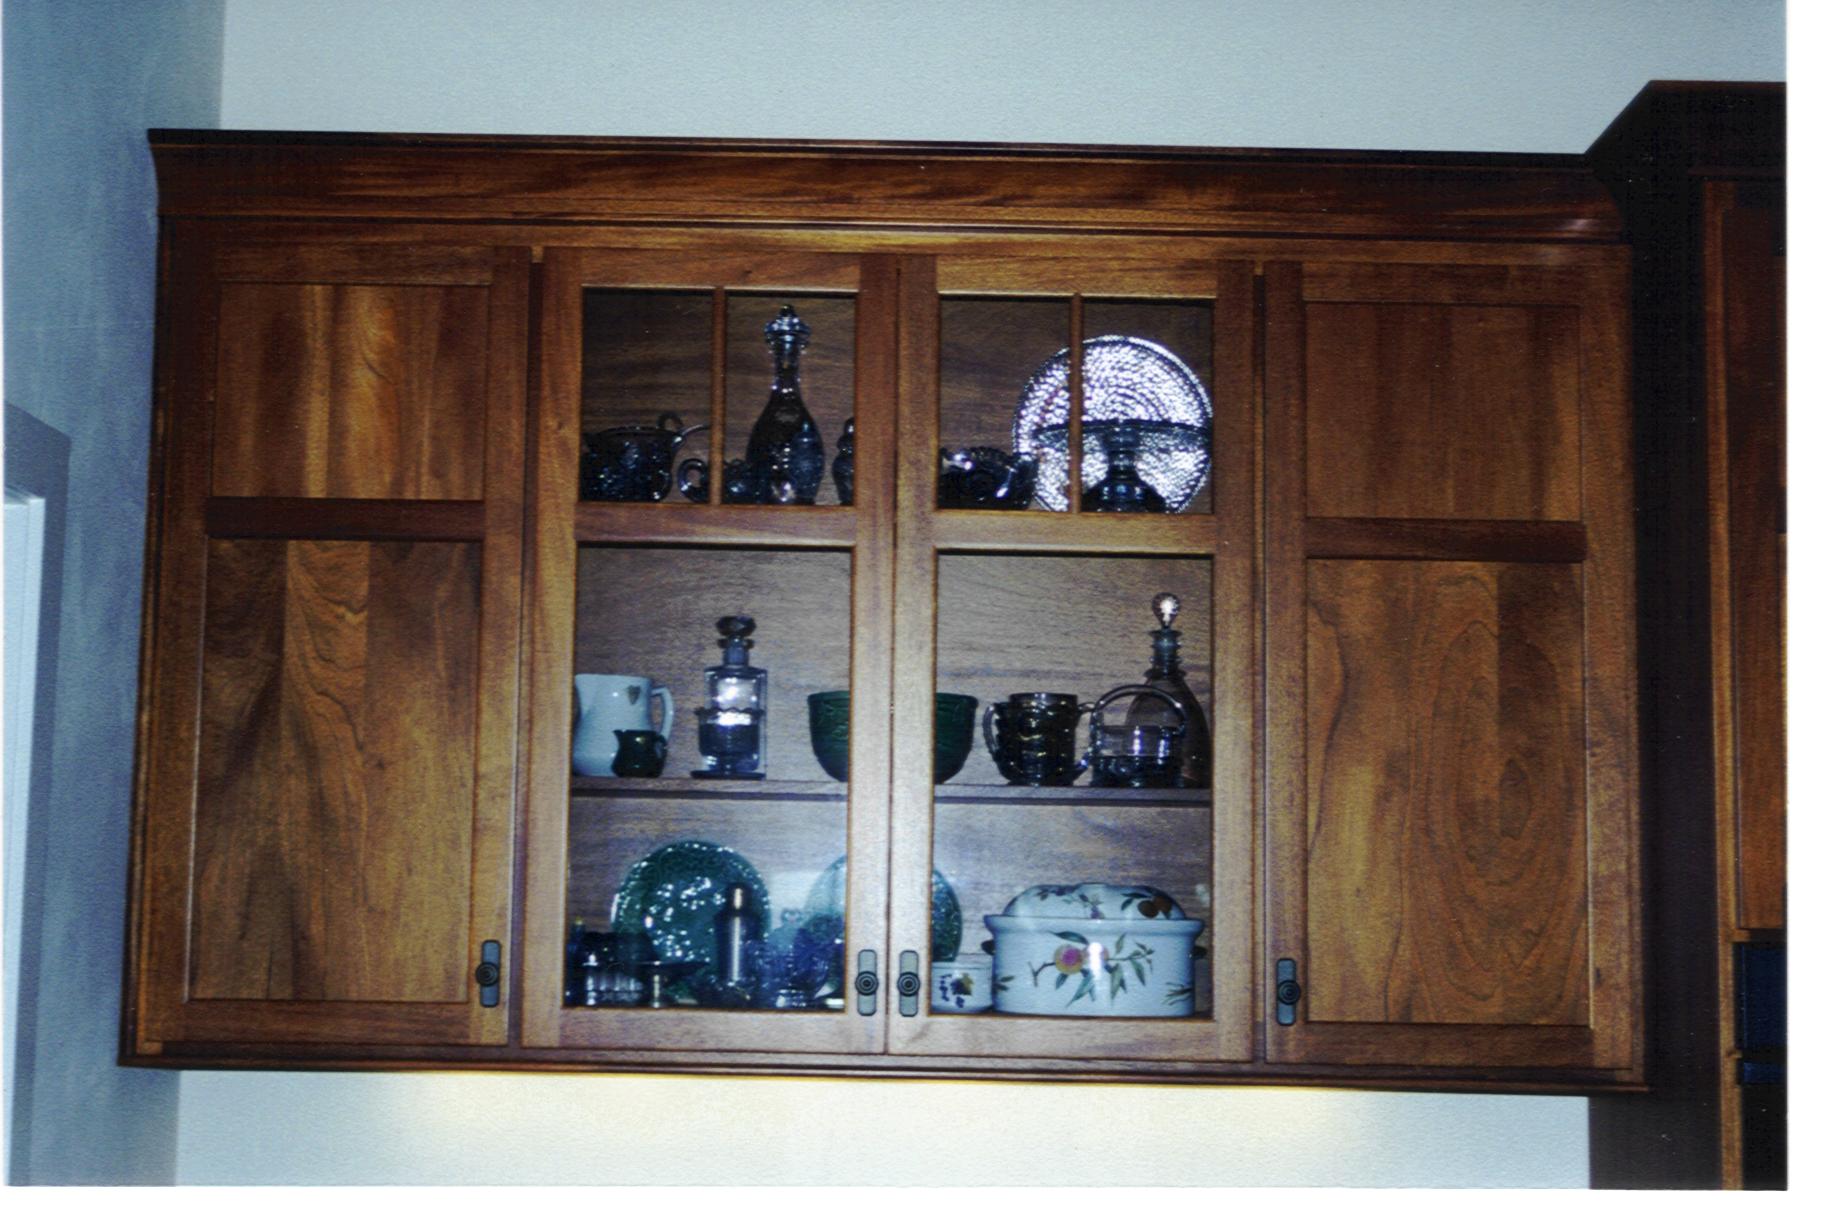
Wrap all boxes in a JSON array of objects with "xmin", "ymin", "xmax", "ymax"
[{"xmin": 127, "ymin": 131, "xmax": 1647, "ymax": 1089}]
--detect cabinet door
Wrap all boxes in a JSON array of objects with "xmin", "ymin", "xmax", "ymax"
[
  {"xmin": 1263, "ymin": 259, "xmax": 1640, "ymax": 1072},
  {"xmin": 521, "ymin": 248, "xmax": 894, "ymax": 1056},
  {"xmin": 131, "ymin": 238, "xmax": 528, "ymax": 1050},
  {"xmin": 886, "ymin": 256, "xmax": 1256, "ymax": 1068}
]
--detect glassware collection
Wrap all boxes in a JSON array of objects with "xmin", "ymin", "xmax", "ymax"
[
  {"xmin": 580, "ymin": 300, "xmax": 1213, "ymax": 512},
  {"xmin": 979, "ymin": 591, "xmax": 1210, "ymax": 790},
  {"xmin": 569, "ymin": 304, "xmax": 1218, "ymax": 1019}
]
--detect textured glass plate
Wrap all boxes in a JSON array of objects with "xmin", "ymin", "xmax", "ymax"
[
  {"xmin": 1012, "ymin": 335, "xmax": 1213, "ymax": 512},
  {"xmin": 609, "ymin": 840, "xmax": 770, "ymax": 965},
  {"xmin": 805, "ymin": 857, "xmax": 962, "ymax": 963}
]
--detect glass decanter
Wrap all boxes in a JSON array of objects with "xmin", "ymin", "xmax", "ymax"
[
  {"xmin": 745, "ymin": 305, "xmax": 825, "ymax": 505},
  {"xmin": 1082, "ymin": 421, "xmax": 1168, "ymax": 513},
  {"xmin": 692, "ymin": 615, "xmax": 767, "ymax": 778},
  {"xmin": 1123, "ymin": 592, "xmax": 1211, "ymax": 788}
]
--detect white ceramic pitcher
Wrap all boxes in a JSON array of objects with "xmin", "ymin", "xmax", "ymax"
[{"xmin": 573, "ymin": 674, "xmax": 674, "ymax": 776}]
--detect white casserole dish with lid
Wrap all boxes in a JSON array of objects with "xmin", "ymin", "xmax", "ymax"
[{"xmin": 985, "ymin": 882, "xmax": 1201, "ymax": 1017}]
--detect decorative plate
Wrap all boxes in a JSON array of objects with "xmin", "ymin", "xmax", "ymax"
[
  {"xmin": 1012, "ymin": 335, "xmax": 1213, "ymax": 512},
  {"xmin": 805, "ymin": 857, "xmax": 963, "ymax": 963},
  {"xmin": 609, "ymin": 840, "xmax": 769, "ymax": 965}
]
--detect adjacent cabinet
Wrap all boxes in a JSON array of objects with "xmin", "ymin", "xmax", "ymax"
[{"xmin": 125, "ymin": 132, "xmax": 1641, "ymax": 1088}]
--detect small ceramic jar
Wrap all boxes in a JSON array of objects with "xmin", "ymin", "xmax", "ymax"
[{"xmin": 930, "ymin": 952, "xmax": 993, "ymax": 1013}]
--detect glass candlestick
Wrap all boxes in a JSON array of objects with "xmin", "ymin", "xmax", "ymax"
[{"xmin": 692, "ymin": 615, "xmax": 767, "ymax": 779}]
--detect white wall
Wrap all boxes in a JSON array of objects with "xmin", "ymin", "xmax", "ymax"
[
  {"xmin": 173, "ymin": 0, "xmax": 1788, "ymax": 1189},
  {"xmin": 220, "ymin": 0, "xmax": 1783, "ymax": 151},
  {"xmin": 3, "ymin": 0, "xmax": 225, "ymax": 1185}
]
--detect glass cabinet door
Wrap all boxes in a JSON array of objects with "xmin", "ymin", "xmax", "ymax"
[
  {"xmin": 523, "ymin": 249, "xmax": 894, "ymax": 1055},
  {"xmin": 888, "ymin": 257, "xmax": 1257, "ymax": 1064}
]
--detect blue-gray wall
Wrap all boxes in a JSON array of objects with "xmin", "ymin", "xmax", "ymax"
[{"xmin": 3, "ymin": 0, "xmax": 224, "ymax": 1185}]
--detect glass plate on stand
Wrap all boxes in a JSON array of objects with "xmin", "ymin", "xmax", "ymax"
[{"xmin": 1012, "ymin": 335, "xmax": 1213, "ymax": 512}]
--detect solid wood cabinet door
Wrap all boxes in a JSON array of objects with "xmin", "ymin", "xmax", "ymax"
[
  {"xmin": 129, "ymin": 237, "xmax": 528, "ymax": 1051},
  {"xmin": 1263, "ymin": 258, "xmax": 1641, "ymax": 1073}
]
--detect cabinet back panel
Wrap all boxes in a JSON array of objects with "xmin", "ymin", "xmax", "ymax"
[
  {"xmin": 212, "ymin": 282, "xmax": 490, "ymax": 499},
  {"xmin": 1304, "ymin": 559, "xmax": 1588, "ymax": 1026},
  {"xmin": 1304, "ymin": 302, "xmax": 1580, "ymax": 521},
  {"xmin": 572, "ymin": 547, "xmax": 852, "ymax": 784},
  {"xmin": 192, "ymin": 539, "xmax": 481, "ymax": 1002}
]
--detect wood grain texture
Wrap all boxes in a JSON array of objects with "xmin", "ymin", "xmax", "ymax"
[
  {"xmin": 213, "ymin": 280, "xmax": 491, "ymax": 499},
  {"xmin": 134, "ymin": 237, "xmax": 526, "ymax": 1050},
  {"xmin": 204, "ymin": 497, "xmax": 486, "ymax": 541},
  {"xmin": 1264, "ymin": 258, "xmax": 1637, "ymax": 1073},
  {"xmin": 150, "ymin": 133, "xmax": 1622, "ymax": 241},
  {"xmin": 1710, "ymin": 182, "xmax": 1785, "ymax": 930},
  {"xmin": 192, "ymin": 539, "xmax": 480, "ymax": 1002},
  {"xmin": 1304, "ymin": 559, "xmax": 1588, "ymax": 1027},
  {"xmin": 1305, "ymin": 517, "xmax": 1587, "ymax": 563},
  {"xmin": 1304, "ymin": 297, "xmax": 1581, "ymax": 521}
]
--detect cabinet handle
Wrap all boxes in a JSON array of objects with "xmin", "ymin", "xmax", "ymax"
[
  {"xmin": 897, "ymin": 950, "xmax": 921, "ymax": 1017},
  {"xmin": 475, "ymin": 939, "xmax": 502, "ymax": 1007},
  {"xmin": 1274, "ymin": 957, "xmax": 1301, "ymax": 1025},
  {"xmin": 854, "ymin": 949, "xmax": 879, "ymax": 1016}
]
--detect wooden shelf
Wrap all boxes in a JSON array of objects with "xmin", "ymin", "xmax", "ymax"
[
  {"xmin": 569, "ymin": 778, "xmax": 1209, "ymax": 807},
  {"xmin": 933, "ymin": 783, "xmax": 1209, "ymax": 807},
  {"xmin": 571, "ymin": 777, "xmax": 847, "ymax": 802},
  {"xmin": 575, "ymin": 501, "xmax": 857, "ymax": 547}
]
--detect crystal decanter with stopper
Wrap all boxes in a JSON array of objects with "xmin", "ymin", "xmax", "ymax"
[
  {"xmin": 692, "ymin": 615, "xmax": 767, "ymax": 778},
  {"xmin": 746, "ymin": 305, "xmax": 824, "ymax": 505},
  {"xmin": 1124, "ymin": 592, "xmax": 1210, "ymax": 788}
]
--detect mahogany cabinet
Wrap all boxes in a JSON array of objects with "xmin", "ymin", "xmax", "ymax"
[
  {"xmin": 1588, "ymin": 81, "xmax": 1785, "ymax": 1189},
  {"xmin": 126, "ymin": 131, "xmax": 1641, "ymax": 1090}
]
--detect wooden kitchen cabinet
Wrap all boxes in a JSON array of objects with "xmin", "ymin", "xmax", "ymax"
[
  {"xmin": 128, "ymin": 235, "xmax": 528, "ymax": 1050},
  {"xmin": 128, "ymin": 131, "xmax": 1640, "ymax": 1087}
]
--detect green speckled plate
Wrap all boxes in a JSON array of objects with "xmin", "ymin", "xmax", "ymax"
[
  {"xmin": 609, "ymin": 840, "xmax": 769, "ymax": 966},
  {"xmin": 805, "ymin": 857, "xmax": 962, "ymax": 963}
]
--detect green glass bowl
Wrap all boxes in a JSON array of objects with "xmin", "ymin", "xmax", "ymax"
[
  {"xmin": 932, "ymin": 693, "xmax": 978, "ymax": 783},
  {"xmin": 807, "ymin": 691, "xmax": 851, "ymax": 781},
  {"xmin": 806, "ymin": 691, "xmax": 978, "ymax": 784}
]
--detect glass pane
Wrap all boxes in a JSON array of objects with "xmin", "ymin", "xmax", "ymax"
[
  {"xmin": 931, "ymin": 553, "xmax": 1214, "ymax": 1017},
  {"xmin": 565, "ymin": 544, "xmax": 850, "ymax": 1011},
  {"xmin": 938, "ymin": 296, "xmax": 1069, "ymax": 512},
  {"xmin": 1078, "ymin": 299, "xmax": 1215, "ymax": 515},
  {"xmin": 723, "ymin": 293, "xmax": 854, "ymax": 506},
  {"xmin": 579, "ymin": 290, "xmax": 713, "ymax": 505}
]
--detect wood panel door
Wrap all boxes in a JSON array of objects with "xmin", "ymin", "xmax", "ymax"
[
  {"xmin": 130, "ymin": 237, "xmax": 529, "ymax": 1050},
  {"xmin": 1263, "ymin": 258, "xmax": 1641, "ymax": 1073}
]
